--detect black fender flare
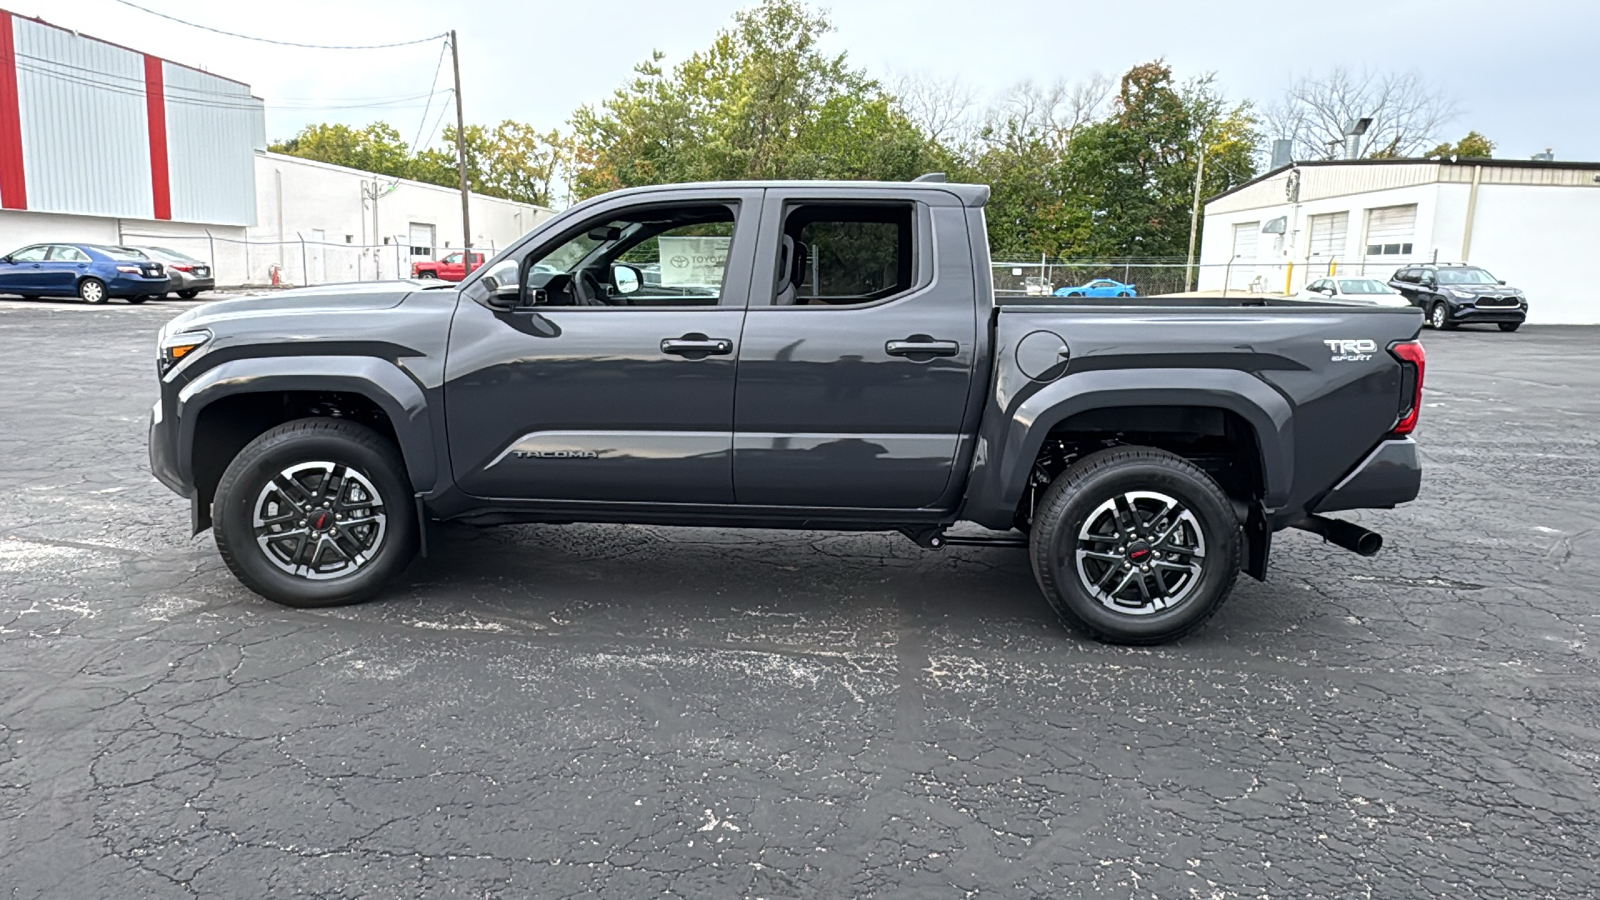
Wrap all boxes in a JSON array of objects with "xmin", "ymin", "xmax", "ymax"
[
  {"xmin": 963, "ymin": 367, "xmax": 1294, "ymax": 530},
  {"xmin": 174, "ymin": 355, "xmax": 438, "ymax": 493}
]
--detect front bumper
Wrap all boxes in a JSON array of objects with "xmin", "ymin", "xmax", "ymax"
[
  {"xmin": 1314, "ymin": 438, "xmax": 1422, "ymax": 513},
  {"xmin": 1450, "ymin": 303, "xmax": 1526, "ymax": 324},
  {"xmin": 148, "ymin": 399, "xmax": 185, "ymax": 494}
]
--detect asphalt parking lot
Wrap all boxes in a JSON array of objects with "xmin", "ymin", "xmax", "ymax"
[{"xmin": 1, "ymin": 298, "xmax": 1597, "ymax": 898}]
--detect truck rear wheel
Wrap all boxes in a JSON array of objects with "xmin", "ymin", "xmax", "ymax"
[
  {"xmin": 212, "ymin": 418, "xmax": 417, "ymax": 608},
  {"xmin": 1028, "ymin": 447, "xmax": 1241, "ymax": 645}
]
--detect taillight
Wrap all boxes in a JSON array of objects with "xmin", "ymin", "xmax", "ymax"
[
  {"xmin": 169, "ymin": 264, "xmax": 192, "ymax": 272},
  {"xmin": 1389, "ymin": 340, "xmax": 1426, "ymax": 435}
]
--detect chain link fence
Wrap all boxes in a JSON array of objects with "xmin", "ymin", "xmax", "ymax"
[
  {"xmin": 119, "ymin": 231, "xmax": 501, "ymax": 289},
  {"xmin": 992, "ymin": 257, "xmax": 1412, "ymax": 297}
]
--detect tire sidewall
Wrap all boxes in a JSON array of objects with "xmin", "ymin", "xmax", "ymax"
[
  {"xmin": 1034, "ymin": 453, "xmax": 1239, "ymax": 642},
  {"xmin": 79, "ymin": 279, "xmax": 106, "ymax": 304},
  {"xmin": 215, "ymin": 425, "xmax": 416, "ymax": 606}
]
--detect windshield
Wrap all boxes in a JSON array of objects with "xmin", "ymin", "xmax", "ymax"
[
  {"xmin": 1436, "ymin": 267, "xmax": 1497, "ymax": 285},
  {"xmin": 1338, "ymin": 279, "xmax": 1394, "ymax": 294}
]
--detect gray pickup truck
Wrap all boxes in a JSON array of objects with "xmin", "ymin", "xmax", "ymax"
[{"xmin": 149, "ymin": 177, "xmax": 1426, "ymax": 644}]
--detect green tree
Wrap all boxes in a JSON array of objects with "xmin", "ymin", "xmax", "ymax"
[
  {"xmin": 1424, "ymin": 130, "xmax": 1494, "ymax": 159},
  {"xmin": 269, "ymin": 122, "xmax": 413, "ymax": 179},
  {"xmin": 568, "ymin": 0, "xmax": 945, "ymax": 198},
  {"xmin": 972, "ymin": 61, "xmax": 1258, "ymax": 260}
]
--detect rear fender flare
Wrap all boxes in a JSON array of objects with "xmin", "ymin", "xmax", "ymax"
[
  {"xmin": 175, "ymin": 356, "xmax": 436, "ymax": 492},
  {"xmin": 967, "ymin": 368, "xmax": 1293, "ymax": 528}
]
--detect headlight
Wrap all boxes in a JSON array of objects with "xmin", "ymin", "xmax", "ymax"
[
  {"xmin": 1447, "ymin": 288, "xmax": 1472, "ymax": 299},
  {"xmin": 158, "ymin": 329, "xmax": 211, "ymax": 375}
]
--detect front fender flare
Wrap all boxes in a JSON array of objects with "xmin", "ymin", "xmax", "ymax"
[
  {"xmin": 963, "ymin": 368, "xmax": 1294, "ymax": 530},
  {"xmin": 174, "ymin": 355, "xmax": 437, "ymax": 493}
]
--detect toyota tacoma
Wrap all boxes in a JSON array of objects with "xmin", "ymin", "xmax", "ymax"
[{"xmin": 149, "ymin": 177, "xmax": 1426, "ymax": 644}]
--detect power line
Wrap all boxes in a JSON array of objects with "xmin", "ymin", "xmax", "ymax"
[
  {"xmin": 15, "ymin": 60, "xmax": 448, "ymax": 112},
  {"xmin": 111, "ymin": 0, "xmax": 447, "ymax": 50},
  {"xmin": 405, "ymin": 40, "xmax": 452, "ymax": 155}
]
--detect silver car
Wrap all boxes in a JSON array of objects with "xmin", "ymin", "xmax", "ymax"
[{"xmin": 128, "ymin": 246, "xmax": 215, "ymax": 299}]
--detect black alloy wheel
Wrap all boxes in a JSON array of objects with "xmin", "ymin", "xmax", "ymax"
[
  {"xmin": 1030, "ymin": 447, "xmax": 1241, "ymax": 644},
  {"xmin": 213, "ymin": 418, "xmax": 417, "ymax": 607}
]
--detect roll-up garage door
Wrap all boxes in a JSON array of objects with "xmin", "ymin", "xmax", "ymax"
[
  {"xmin": 1230, "ymin": 222, "xmax": 1259, "ymax": 290},
  {"xmin": 1363, "ymin": 205, "xmax": 1416, "ymax": 265},
  {"xmin": 1307, "ymin": 211, "xmax": 1348, "ymax": 262}
]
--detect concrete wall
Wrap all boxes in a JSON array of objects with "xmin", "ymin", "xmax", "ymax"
[
  {"xmin": 242, "ymin": 153, "xmax": 555, "ymax": 285},
  {"xmin": 1467, "ymin": 184, "xmax": 1597, "ymax": 323},
  {"xmin": 1198, "ymin": 182, "xmax": 1448, "ymax": 294}
]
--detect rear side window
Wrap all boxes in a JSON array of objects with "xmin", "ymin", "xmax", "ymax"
[
  {"xmin": 48, "ymin": 246, "xmax": 89, "ymax": 262},
  {"xmin": 775, "ymin": 203, "xmax": 915, "ymax": 307}
]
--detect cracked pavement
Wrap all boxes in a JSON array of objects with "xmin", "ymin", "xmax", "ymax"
[{"xmin": 1, "ymin": 299, "xmax": 1597, "ymax": 898}]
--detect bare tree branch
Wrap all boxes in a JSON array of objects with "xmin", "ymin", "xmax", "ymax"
[
  {"xmin": 1265, "ymin": 66, "xmax": 1459, "ymax": 161},
  {"xmin": 888, "ymin": 70, "xmax": 980, "ymax": 148}
]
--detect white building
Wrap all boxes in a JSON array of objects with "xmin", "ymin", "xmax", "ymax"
[
  {"xmin": 0, "ymin": 8, "xmax": 553, "ymax": 288},
  {"xmin": 1198, "ymin": 158, "xmax": 1600, "ymax": 324}
]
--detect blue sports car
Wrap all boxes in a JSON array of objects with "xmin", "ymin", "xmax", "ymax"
[
  {"xmin": 1053, "ymin": 278, "xmax": 1138, "ymax": 298},
  {"xmin": 0, "ymin": 242, "xmax": 170, "ymax": 304}
]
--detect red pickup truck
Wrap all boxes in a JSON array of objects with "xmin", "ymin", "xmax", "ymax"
[{"xmin": 411, "ymin": 250, "xmax": 484, "ymax": 282}]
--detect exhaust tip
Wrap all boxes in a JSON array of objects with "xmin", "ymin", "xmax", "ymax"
[{"xmin": 1354, "ymin": 531, "xmax": 1383, "ymax": 557}]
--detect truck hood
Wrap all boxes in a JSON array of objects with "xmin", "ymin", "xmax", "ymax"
[{"xmin": 163, "ymin": 281, "xmax": 431, "ymax": 335}]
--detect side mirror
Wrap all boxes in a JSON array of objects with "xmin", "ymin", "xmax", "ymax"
[
  {"xmin": 1498, "ymin": 279, "xmax": 1506, "ymax": 285},
  {"xmin": 0, "ymin": 256, "xmax": 10, "ymax": 264},
  {"xmin": 486, "ymin": 282, "xmax": 521, "ymax": 310},
  {"xmin": 612, "ymin": 263, "xmax": 641, "ymax": 295}
]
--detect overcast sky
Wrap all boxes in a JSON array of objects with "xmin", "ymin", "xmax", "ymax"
[{"xmin": 21, "ymin": 0, "xmax": 1600, "ymax": 163}]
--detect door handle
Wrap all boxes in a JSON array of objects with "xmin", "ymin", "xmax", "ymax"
[
  {"xmin": 886, "ymin": 337, "xmax": 959, "ymax": 358},
  {"xmin": 661, "ymin": 335, "xmax": 732, "ymax": 356}
]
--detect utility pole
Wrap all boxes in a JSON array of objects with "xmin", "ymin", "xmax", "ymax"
[
  {"xmin": 1184, "ymin": 149, "xmax": 1206, "ymax": 293},
  {"xmin": 449, "ymin": 30, "xmax": 472, "ymax": 257}
]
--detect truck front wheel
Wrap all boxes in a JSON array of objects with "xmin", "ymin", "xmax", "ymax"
[
  {"xmin": 1029, "ymin": 447, "xmax": 1241, "ymax": 645},
  {"xmin": 212, "ymin": 418, "xmax": 417, "ymax": 608}
]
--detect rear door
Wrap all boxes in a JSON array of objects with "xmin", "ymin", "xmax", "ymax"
[
  {"xmin": 731, "ymin": 188, "xmax": 979, "ymax": 509},
  {"xmin": 43, "ymin": 245, "xmax": 90, "ymax": 293}
]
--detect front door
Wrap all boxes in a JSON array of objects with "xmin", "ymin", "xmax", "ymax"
[
  {"xmin": 444, "ymin": 190, "xmax": 761, "ymax": 504},
  {"xmin": 0, "ymin": 245, "xmax": 49, "ymax": 294},
  {"xmin": 732, "ymin": 191, "xmax": 979, "ymax": 509}
]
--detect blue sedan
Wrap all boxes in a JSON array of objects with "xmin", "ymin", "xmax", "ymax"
[
  {"xmin": 0, "ymin": 243, "xmax": 170, "ymax": 304},
  {"xmin": 1053, "ymin": 278, "xmax": 1138, "ymax": 298}
]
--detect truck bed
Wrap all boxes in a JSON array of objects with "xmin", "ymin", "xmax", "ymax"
[{"xmin": 963, "ymin": 299, "xmax": 1425, "ymax": 532}]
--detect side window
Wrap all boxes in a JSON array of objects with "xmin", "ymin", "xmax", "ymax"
[
  {"xmin": 48, "ymin": 245, "xmax": 88, "ymax": 262},
  {"xmin": 442, "ymin": 252, "xmax": 463, "ymax": 265},
  {"xmin": 10, "ymin": 245, "xmax": 47, "ymax": 262},
  {"xmin": 774, "ymin": 203, "xmax": 915, "ymax": 307},
  {"xmin": 519, "ymin": 203, "xmax": 737, "ymax": 308}
]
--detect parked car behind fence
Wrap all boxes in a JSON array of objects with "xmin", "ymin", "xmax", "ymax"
[{"xmin": 0, "ymin": 243, "xmax": 169, "ymax": 304}]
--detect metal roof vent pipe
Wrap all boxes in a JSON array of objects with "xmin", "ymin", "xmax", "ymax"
[{"xmin": 1343, "ymin": 117, "xmax": 1373, "ymax": 160}]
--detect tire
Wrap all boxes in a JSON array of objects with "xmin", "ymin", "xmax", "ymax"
[
  {"xmin": 126, "ymin": 295, "xmax": 150, "ymax": 305},
  {"xmin": 1498, "ymin": 322, "xmax": 1521, "ymax": 332},
  {"xmin": 20, "ymin": 295, "xmax": 38, "ymax": 301},
  {"xmin": 78, "ymin": 278, "xmax": 107, "ymax": 304},
  {"xmin": 1429, "ymin": 302, "xmax": 1455, "ymax": 330},
  {"xmin": 416, "ymin": 271, "xmax": 437, "ymax": 279},
  {"xmin": 213, "ymin": 418, "xmax": 417, "ymax": 608},
  {"xmin": 1028, "ymin": 447, "xmax": 1242, "ymax": 645},
  {"xmin": 178, "ymin": 290, "xmax": 200, "ymax": 300}
]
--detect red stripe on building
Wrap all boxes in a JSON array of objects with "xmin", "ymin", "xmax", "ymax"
[
  {"xmin": 0, "ymin": 11, "xmax": 27, "ymax": 210},
  {"xmin": 143, "ymin": 53, "xmax": 170, "ymax": 220}
]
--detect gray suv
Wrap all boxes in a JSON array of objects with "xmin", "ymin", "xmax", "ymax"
[{"xmin": 1389, "ymin": 264, "xmax": 1527, "ymax": 332}]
